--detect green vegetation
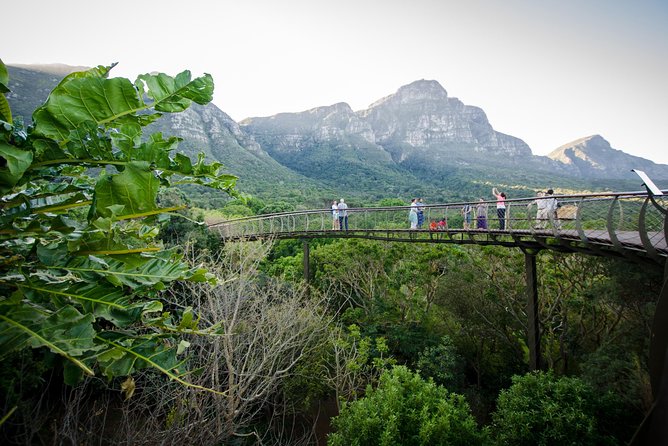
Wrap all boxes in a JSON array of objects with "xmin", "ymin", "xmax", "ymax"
[
  {"xmin": 0, "ymin": 60, "xmax": 235, "ymax": 387},
  {"xmin": 491, "ymin": 371, "xmax": 621, "ymax": 445},
  {"xmin": 329, "ymin": 366, "xmax": 485, "ymax": 446}
]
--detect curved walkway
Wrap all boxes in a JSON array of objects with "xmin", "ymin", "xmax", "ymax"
[{"xmin": 210, "ymin": 190, "xmax": 668, "ymax": 264}]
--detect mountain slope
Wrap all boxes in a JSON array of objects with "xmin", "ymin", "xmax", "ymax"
[
  {"xmin": 146, "ymin": 104, "xmax": 325, "ymax": 198},
  {"xmin": 548, "ymin": 135, "xmax": 668, "ymax": 181},
  {"xmin": 240, "ymin": 102, "xmax": 427, "ymax": 194}
]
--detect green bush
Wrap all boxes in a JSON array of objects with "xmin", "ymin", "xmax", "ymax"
[
  {"xmin": 328, "ymin": 365, "xmax": 485, "ymax": 446},
  {"xmin": 491, "ymin": 371, "xmax": 618, "ymax": 445}
]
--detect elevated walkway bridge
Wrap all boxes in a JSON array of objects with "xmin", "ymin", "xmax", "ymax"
[{"xmin": 211, "ymin": 191, "xmax": 667, "ymax": 264}]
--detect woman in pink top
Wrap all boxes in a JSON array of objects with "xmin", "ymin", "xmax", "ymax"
[{"xmin": 492, "ymin": 187, "xmax": 507, "ymax": 230}]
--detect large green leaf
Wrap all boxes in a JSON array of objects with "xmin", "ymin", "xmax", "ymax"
[
  {"xmin": 64, "ymin": 121, "xmax": 115, "ymax": 160},
  {"xmin": 33, "ymin": 75, "xmax": 144, "ymax": 140},
  {"xmin": 94, "ymin": 161, "xmax": 159, "ymax": 218},
  {"xmin": 96, "ymin": 332, "xmax": 183, "ymax": 377},
  {"xmin": 95, "ymin": 332, "xmax": 223, "ymax": 394},
  {"xmin": 0, "ymin": 59, "xmax": 9, "ymax": 93},
  {"xmin": 59, "ymin": 250, "xmax": 193, "ymax": 289},
  {"xmin": 0, "ymin": 95, "xmax": 11, "ymax": 124},
  {"xmin": 0, "ymin": 142, "xmax": 33, "ymax": 193},
  {"xmin": 0, "ymin": 304, "xmax": 97, "ymax": 375},
  {"xmin": 21, "ymin": 280, "xmax": 126, "ymax": 309},
  {"xmin": 33, "ymin": 68, "xmax": 214, "ymax": 142},
  {"xmin": 19, "ymin": 280, "xmax": 161, "ymax": 328},
  {"xmin": 137, "ymin": 71, "xmax": 214, "ymax": 112},
  {"xmin": 134, "ymin": 133, "xmax": 179, "ymax": 169}
]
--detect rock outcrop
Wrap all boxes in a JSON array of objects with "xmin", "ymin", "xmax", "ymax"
[{"xmin": 359, "ymin": 80, "xmax": 533, "ymax": 165}]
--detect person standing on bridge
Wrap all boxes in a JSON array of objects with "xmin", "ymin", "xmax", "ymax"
[
  {"xmin": 492, "ymin": 187, "xmax": 507, "ymax": 230},
  {"xmin": 462, "ymin": 203, "xmax": 472, "ymax": 229},
  {"xmin": 529, "ymin": 191, "xmax": 548, "ymax": 228},
  {"xmin": 544, "ymin": 189, "xmax": 559, "ymax": 229},
  {"xmin": 338, "ymin": 198, "xmax": 349, "ymax": 231},
  {"xmin": 476, "ymin": 198, "xmax": 488, "ymax": 229},
  {"xmin": 416, "ymin": 198, "xmax": 425, "ymax": 229},
  {"xmin": 331, "ymin": 200, "xmax": 339, "ymax": 230},
  {"xmin": 409, "ymin": 198, "xmax": 418, "ymax": 229}
]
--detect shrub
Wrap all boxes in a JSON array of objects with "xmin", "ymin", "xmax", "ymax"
[
  {"xmin": 491, "ymin": 371, "xmax": 619, "ymax": 445},
  {"xmin": 328, "ymin": 365, "xmax": 484, "ymax": 446}
]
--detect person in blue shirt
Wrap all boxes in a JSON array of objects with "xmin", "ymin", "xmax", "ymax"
[{"xmin": 416, "ymin": 198, "xmax": 425, "ymax": 229}]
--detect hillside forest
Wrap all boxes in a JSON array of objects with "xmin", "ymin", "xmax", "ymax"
[{"xmin": 0, "ymin": 62, "xmax": 665, "ymax": 445}]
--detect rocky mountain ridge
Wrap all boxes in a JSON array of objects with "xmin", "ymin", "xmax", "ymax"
[
  {"xmin": 359, "ymin": 80, "xmax": 533, "ymax": 161},
  {"xmin": 5, "ymin": 64, "xmax": 667, "ymax": 204},
  {"xmin": 547, "ymin": 135, "xmax": 668, "ymax": 180}
]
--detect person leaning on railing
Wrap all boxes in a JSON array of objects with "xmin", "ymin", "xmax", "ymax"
[{"xmin": 462, "ymin": 203, "xmax": 472, "ymax": 229}]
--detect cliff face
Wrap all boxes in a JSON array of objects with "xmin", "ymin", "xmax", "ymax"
[
  {"xmin": 239, "ymin": 103, "xmax": 403, "ymax": 191},
  {"xmin": 359, "ymin": 80, "xmax": 533, "ymax": 165},
  {"xmin": 240, "ymin": 79, "xmax": 538, "ymax": 180},
  {"xmin": 548, "ymin": 135, "xmax": 668, "ymax": 180}
]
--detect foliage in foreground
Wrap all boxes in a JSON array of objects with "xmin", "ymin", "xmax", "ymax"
[
  {"xmin": 491, "ymin": 371, "xmax": 620, "ymax": 446},
  {"xmin": 0, "ymin": 59, "xmax": 235, "ymax": 388},
  {"xmin": 328, "ymin": 365, "xmax": 485, "ymax": 446}
]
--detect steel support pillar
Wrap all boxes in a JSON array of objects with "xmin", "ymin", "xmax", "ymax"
[
  {"xmin": 525, "ymin": 252, "xmax": 541, "ymax": 371},
  {"xmin": 631, "ymin": 261, "xmax": 668, "ymax": 445},
  {"xmin": 303, "ymin": 240, "xmax": 310, "ymax": 284}
]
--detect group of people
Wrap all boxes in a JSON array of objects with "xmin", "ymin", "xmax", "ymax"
[
  {"xmin": 331, "ymin": 199, "xmax": 349, "ymax": 230},
  {"xmin": 333, "ymin": 187, "xmax": 558, "ymax": 233},
  {"xmin": 408, "ymin": 188, "xmax": 507, "ymax": 231},
  {"xmin": 408, "ymin": 198, "xmax": 426, "ymax": 229},
  {"xmin": 528, "ymin": 189, "xmax": 559, "ymax": 229}
]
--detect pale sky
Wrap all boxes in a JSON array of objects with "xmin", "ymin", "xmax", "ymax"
[{"xmin": 4, "ymin": 0, "xmax": 668, "ymax": 164}]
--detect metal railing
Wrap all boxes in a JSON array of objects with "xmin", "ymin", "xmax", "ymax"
[{"xmin": 209, "ymin": 191, "xmax": 668, "ymax": 263}]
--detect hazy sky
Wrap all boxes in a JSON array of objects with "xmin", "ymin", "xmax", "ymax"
[{"xmin": 4, "ymin": 0, "xmax": 668, "ymax": 164}]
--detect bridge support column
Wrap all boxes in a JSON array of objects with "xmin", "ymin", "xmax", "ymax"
[
  {"xmin": 525, "ymin": 252, "xmax": 541, "ymax": 371},
  {"xmin": 303, "ymin": 240, "xmax": 310, "ymax": 284}
]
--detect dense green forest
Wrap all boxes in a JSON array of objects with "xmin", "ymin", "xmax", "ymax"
[{"xmin": 1, "ymin": 62, "xmax": 664, "ymax": 445}]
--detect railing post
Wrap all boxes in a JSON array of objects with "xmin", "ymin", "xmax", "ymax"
[{"xmin": 525, "ymin": 251, "xmax": 541, "ymax": 371}]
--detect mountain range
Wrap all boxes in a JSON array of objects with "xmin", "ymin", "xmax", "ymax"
[{"xmin": 5, "ymin": 64, "xmax": 667, "ymax": 206}]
